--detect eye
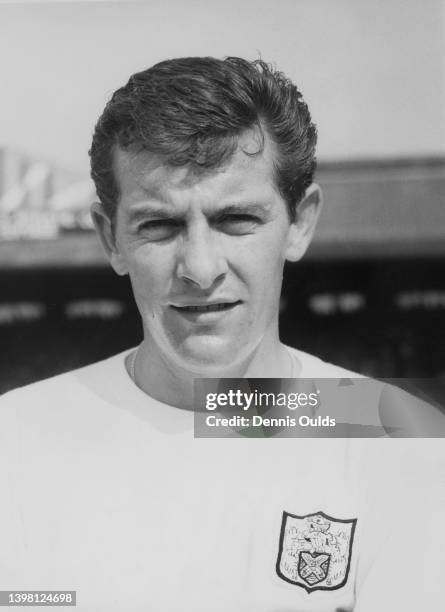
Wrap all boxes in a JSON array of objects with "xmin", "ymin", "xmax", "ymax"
[
  {"xmin": 138, "ymin": 219, "xmax": 181, "ymax": 241},
  {"xmin": 218, "ymin": 214, "xmax": 261, "ymax": 235}
]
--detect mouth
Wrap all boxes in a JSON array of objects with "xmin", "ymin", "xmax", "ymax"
[{"xmin": 170, "ymin": 301, "xmax": 241, "ymax": 314}]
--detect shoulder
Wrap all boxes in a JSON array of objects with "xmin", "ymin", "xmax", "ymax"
[
  {"xmin": 0, "ymin": 348, "xmax": 134, "ymax": 412},
  {"xmin": 378, "ymin": 381, "xmax": 445, "ymax": 438},
  {"xmin": 287, "ymin": 346, "xmax": 364, "ymax": 378},
  {"xmin": 0, "ymin": 348, "xmax": 141, "ymax": 457},
  {"xmin": 287, "ymin": 346, "xmax": 445, "ymax": 441}
]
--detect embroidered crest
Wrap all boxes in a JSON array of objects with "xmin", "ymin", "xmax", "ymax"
[{"xmin": 276, "ymin": 511, "xmax": 357, "ymax": 592}]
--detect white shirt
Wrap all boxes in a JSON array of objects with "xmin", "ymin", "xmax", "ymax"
[{"xmin": 0, "ymin": 348, "xmax": 443, "ymax": 611}]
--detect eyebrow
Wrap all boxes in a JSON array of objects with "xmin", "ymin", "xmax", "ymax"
[
  {"xmin": 212, "ymin": 203, "xmax": 270, "ymax": 217},
  {"xmin": 127, "ymin": 205, "xmax": 177, "ymax": 224},
  {"xmin": 127, "ymin": 202, "xmax": 270, "ymax": 224}
]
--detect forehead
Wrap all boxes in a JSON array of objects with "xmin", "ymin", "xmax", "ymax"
[{"xmin": 112, "ymin": 129, "xmax": 280, "ymax": 207}]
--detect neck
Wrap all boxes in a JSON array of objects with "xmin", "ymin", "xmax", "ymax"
[{"xmin": 129, "ymin": 330, "xmax": 299, "ymax": 410}]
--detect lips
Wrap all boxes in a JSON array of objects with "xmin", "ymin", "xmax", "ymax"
[{"xmin": 170, "ymin": 301, "xmax": 241, "ymax": 313}]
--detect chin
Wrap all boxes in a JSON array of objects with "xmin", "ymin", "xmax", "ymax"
[{"xmin": 173, "ymin": 335, "xmax": 243, "ymax": 373}]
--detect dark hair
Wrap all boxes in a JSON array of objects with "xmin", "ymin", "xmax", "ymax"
[{"xmin": 89, "ymin": 56, "xmax": 317, "ymax": 222}]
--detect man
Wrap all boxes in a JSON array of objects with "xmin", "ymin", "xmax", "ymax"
[{"xmin": 0, "ymin": 57, "xmax": 443, "ymax": 611}]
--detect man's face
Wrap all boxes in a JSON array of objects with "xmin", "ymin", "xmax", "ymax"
[{"xmin": 110, "ymin": 131, "xmax": 300, "ymax": 371}]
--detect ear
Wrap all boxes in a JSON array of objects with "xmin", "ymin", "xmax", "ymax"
[
  {"xmin": 284, "ymin": 183, "xmax": 323, "ymax": 262},
  {"xmin": 90, "ymin": 202, "xmax": 128, "ymax": 276}
]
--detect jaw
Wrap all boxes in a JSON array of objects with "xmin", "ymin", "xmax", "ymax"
[
  {"xmin": 161, "ymin": 333, "xmax": 251, "ymax": 375},
  {"xmin": 132, "ymin": 315, "xmax": 285, "ymax": 410},
  {"xmin": 142, "ymin": 309, "xmax": 281, "ymax": 378}
]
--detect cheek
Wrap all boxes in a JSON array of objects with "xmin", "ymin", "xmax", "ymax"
[
  {"xmin": 125, "ymin": 246, "xmax": 174, "ymax": 304},
  {"xmin": 233, "ymin": 244, "xmax": 285, "ymax": 332},
  {"xmin": 240, "ymin": 233, "xmax": 287, "ymax": 290}
]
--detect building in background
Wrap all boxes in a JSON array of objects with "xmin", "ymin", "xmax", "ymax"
[
  {"xmin": 0, "ymin": 0, "xmax": 444, "ymax": 390},
  {"xmin": 0, "ymin": 147, "xmax": 94, "ymax": 240}
]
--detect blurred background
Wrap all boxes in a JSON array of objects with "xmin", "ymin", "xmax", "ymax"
[{"xmin": 1, "ymin": 0, "xmax": 444, "ymax": 393}]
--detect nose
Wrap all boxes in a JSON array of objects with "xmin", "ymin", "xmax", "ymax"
[{"xmin": 176, "ymin": 222, "xmax": 228, "ymax": 290}]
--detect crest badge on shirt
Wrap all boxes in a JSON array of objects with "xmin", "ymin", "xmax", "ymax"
[{"xmin": 276, "ymin": 511, "xmax": 357, "ymax": 593}]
